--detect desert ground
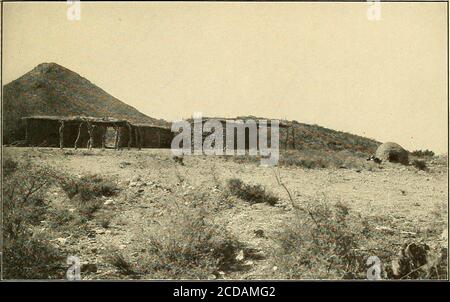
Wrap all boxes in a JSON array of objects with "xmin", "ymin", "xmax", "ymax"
[{"xmin": 2, "ymin": 146, "xmax": 448, "ymax": 280}]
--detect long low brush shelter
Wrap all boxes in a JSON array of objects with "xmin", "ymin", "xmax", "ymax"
[
  {"xmin": 118, "ymin": 123, "xmax": 174, "ymax": 149},
  {"xmin": 188, "ymin": 118, "xmax": 292, "ymax": 151},
  {"xmin": 21, "ymin": 116, "xmax": 173, "ymax": 149}
]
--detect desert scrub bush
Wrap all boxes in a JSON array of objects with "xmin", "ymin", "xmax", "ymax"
[
  {"xmin": 3, "ymin": 231, "xmax": 65, "ymax": 279},
  {"xmin": 411, "ymin": 149, "xmax": 435, "ymax": 157},
  {"xmin": 412, "ymin": 159, "xmax": 428, "ymax": 171},
  {"xmin": 3, "ymin": 157, "xmax": 18, "ymax": 177},
  {"xmin": 60, "ymin": 174, "xmax": 118, "ymax": 218},
  {"xmin": 273, "ymin": 200, "xmax": 368, "ymax": 279},
  {"xmin": 279, "ymin": 151, "xmax": 329, "ymax": 169},
  {"xmin": 2, "ymin": 161, "xmax": 65, "ymax": 279},
  {"xmin": 96, "ymin": 213, "xmax": 113, "ymax": 228},
  {"xmin": 45, "ymin": 207, "xmax": 81, "ymax": 229},
  {"xmin": 227, "ymin": 178, "xmax": 278, "ymax": 206},
  {"xmin": 106, "ymin": 251, "xmax": 138, "ymax": 277},
  {"xmin": 172, "ymin": 155, "xmax": 184, "ymax": 166},
  {"xmin": 136, "ymin": 206, "xmax": 243, "ymax": 279},
  {"xmin": 60, "ymin": 174, "xmax": 118, "ymax": 201}
]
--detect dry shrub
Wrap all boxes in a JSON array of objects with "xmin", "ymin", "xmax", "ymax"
[
  {"xmin": 106, "ymin": 252, "xmax": 138, "ymax": 277},
  {"xmin": 136, "ymin": 206, "xmax": 243, "ymax": 279},
  {"xmin": 3, "ymin": 157, "xmax": 18, "ymax": 177},
  {"xmin": 411, "ymin": 150, "xmax": 435, "ymax": 157},
  {"xmin": 227, "ymin": 178, "xmax": 278, "ymax": 206},
  {"xmin": 3, "ymin": 232, "xmax": 65, "ymax": 279},
  {"xmin": 2, "ymin": 160, "xmax": 65, "ymax": 279},
  {"xmin": 61, "ymin": 174, "xmax": 118, "ymax": 201},
  {"xmin": 274, "ymin": 200, "xmax": 368, "ymax": 279},
  {"xmin": 273, "ymin": 179, "xmax": 448, "ymax": 279},
  {"xmin": 97, "ymin": 214, "xmax": 112, "ymax": 228},
  {"xmin": 60, "ymin": 174, "xmax": 118, "ymax": 218},
  {"xmin": 45, "ymin": 207, "xmax": 78, "ymax": 228},
  {"xmin": 172, "ymin": 155, "xmax": 184, "ymax": 166},
  {"xmin": 412, "ymin": 159, "xmax": 428, "ymax": 171}
]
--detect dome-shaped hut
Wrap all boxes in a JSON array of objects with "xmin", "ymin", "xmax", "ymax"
[{"xmin": 375, "ymin": 142, "xmax": 409, "ymax": 165}]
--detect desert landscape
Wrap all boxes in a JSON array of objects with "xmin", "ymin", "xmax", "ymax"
[
  {"xmin": 2, "ymin": 3, "xmax": 448, "ymax": 281},
  {"xmin": 2, "ymin": 142, "xmax": 448, "ymax": 280}
]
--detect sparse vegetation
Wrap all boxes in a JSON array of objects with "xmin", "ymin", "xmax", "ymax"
[
  {"xmin": 106, "ymin": 252, "xmax": 138, "ymax": 277},
  {"xmin": 282, "ymin": 150, "xmax": 380, "ymax": 171},
  {"xmin": 273, "ymin": 197, "xmax": 368, "ymax": 279},
  {"xmin": 2, "ymin": 146, "xmax": 446, "ymax": 280},
  {"xmin": 411, "ymin": 149, "xmax": 435, "ymax": 158},
  {"xmin": 272, "ymin": 173, "xmax": 447, "ymax": 279},
  {"xmin": 97, "ymin": 213, "xmax": 112, "ymax": 228},
  {"xmin": 2, "ymin": 160, "xmax": 65, "ymax": 279},
  {"xmin": 45, "ymin": 207, "xmax": 79, "ymax": 229},
  {"xmin": 3, "ymin": 157, "xmax": 18, "ymax": 177},
  {"xmin": 412, "ymin": 159, "xmax": 428, "ymax": 171},
  {"xmin": 61, "ymin": 174, "xmax": 118, "ymax": 202},
  {"xmin": 136, "ymin": 206, "xmax": 243, "ymax": 279},
  {"xmin": 227, "ymin": 178, "xmax": 278, "ymax": 206},
  {"xmin": 60, "ymin": 174, "xmax": 118, "ymax": 218},
  {"xmin": 173, "ymin": 155, "xmax": 184, "ymax": 166}
]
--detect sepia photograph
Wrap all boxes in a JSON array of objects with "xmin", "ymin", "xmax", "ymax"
[{"xmin": 0, "ymin": 0, "xmax": 448, "ymax": 285}]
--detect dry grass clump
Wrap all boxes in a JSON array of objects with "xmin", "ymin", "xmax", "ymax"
[
  {"xmin": 60, "ymin": 174, "xmax": 119, "ymax": 218},
  {"xmin": 273, "ymin": 199, "xmax": 368, "ymax": 279},
  {"xmin": 106, "ymin": 252, "xmax": 138, "ymax": 277},
  {"xmin": 412, "ymin": 159, "xmax": 428, "ymax": 171},
  {"xmin": 60, "ymin": 174, "xmax": 118, "ymax": 201},
  {"xmin": 135, "ymin": 206, "xmax": 243, "ymax": 279},
  {"xmin": 3, "ymin": 157, "xmax": 18, "ymax": 177},
  {"xmin": 227, "ymin": 178, "xmax": 278, "ymax": 206}
]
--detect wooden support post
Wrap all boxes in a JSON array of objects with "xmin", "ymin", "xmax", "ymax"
[
  {"xmin": 86, "ymin": 121, "xmax": 94, "ymax": 150},
  {"xmin": 91, "ymin": 125, "xmax": 97, "ymax": 148},
  {"xmin": 157, "ymin": 128, "xmax": 161, "ymax": 148},
  {"xmin": 256, "ymin": 124, "xmax": 259, "ymax": 151},
  {"xmin": 74, "ymin": 122, "xmax": 83, "ymax": 149},
  {"xmin": 24, "ymin": 119, "xmax": 29, "ymax": 146},
  {"xmin": 59, "ymin": 121, "xmax": 65, "ymax": 149},
  {"xmin": 114, "ymin": 126, "xmax": 119, "ymax": 150},
  {"xmin": 117, "ymin": 126, "xmax": 121, "ymax": 150},
  {"xmin": 114, "ymin": 125, "xmax": 121, "ymax": 150},
  {"xmin": 291, "ymin": 126, "xmax": 295, "ymax": 150},
  {"xmin": 284, "ymin": 127, "xmax": 288, "ymax": 152},
  {"xmin": 137, "ymin": 127, "xmax": 142, "ymax": 150},
  {"xmin": 134, "ymin": 127, "xmax": 139, "ymax": 149},
  {"xmin": 101, "ymin": 126, "xmax": 106, "ymax": 150},
  {"xmin": 127, "ymin": 123, "xmax": 132, "ymax": 150}
]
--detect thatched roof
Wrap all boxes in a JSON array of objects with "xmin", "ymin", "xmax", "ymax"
[
  {"xmin": 131, "ymin": 123, "xmax": 172, "ymax": 130},
  {"xmin": 22, "ymin": 115, "xmax": 128, "ymax": 123},
  {"xmin": 187, "ymin": 117, "xmax": 291, "ymax": 128},
  {"xmin": 22, "ymin": 115, "xmax": 170, "ymax": 129}
]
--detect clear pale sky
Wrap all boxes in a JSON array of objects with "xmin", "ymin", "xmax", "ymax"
[{"xmin": 2, "ymin": 2, "xmax": 448, "ymax": 153}]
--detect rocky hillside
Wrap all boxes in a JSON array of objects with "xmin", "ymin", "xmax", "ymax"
[
  {"xmin": 236, "ymin": 115, "xmax": 381, "ymax": 155},
  {"xmin": 2, "ymin": 63, "xmax": 168, "ymax": 143}
]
